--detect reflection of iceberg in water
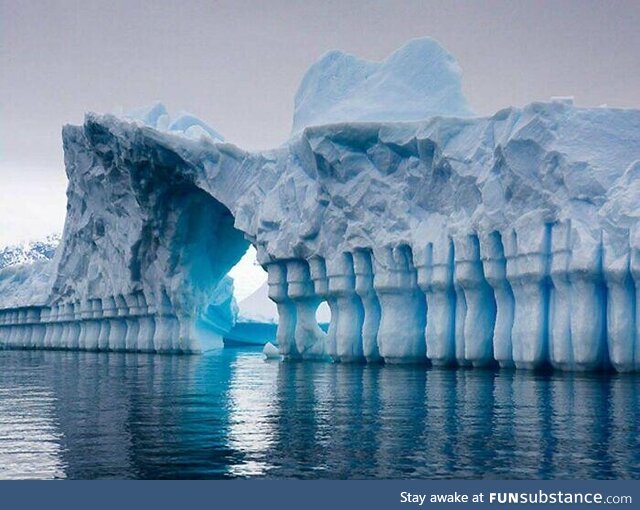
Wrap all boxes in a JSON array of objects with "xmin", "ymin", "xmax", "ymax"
[
  {"xmin": 226, "ymin": 352, "xmax": 278, "ymax": 476},
  {"xmin": 0, "ymin": 352, "xmax": 65, "ymax": 479},
  {"xmin": 264, "ymin": 365, "xmax": 640, "ymax": 479},
  {"xmin": 0, "ymin": 349, "xmax": 638, "ymax": 478},
  {"xmin": 45, "ymin": 351, "xmax": 204, "ymax": 478}
]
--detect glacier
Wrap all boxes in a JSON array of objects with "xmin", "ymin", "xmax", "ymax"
[{"xmin": 1, "ymin": 37, "xmax": 640, "ymax": 371}]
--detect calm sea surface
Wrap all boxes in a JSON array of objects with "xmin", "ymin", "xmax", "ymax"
[{"xmin": 0, "ymin": 347, "xmax": 638, "ymax": 479}]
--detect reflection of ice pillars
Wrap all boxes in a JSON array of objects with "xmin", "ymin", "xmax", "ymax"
[
  {"xmin": 0, "ymin": 376, "xmax": 65, "ymax": 478},
  {"xmin": 377, "ymin": 364, "xmax": 426, "ymax": 475},
  {"xmin": 609, "ymin": 375, "xmax": 639, "ymax": 477},
  {"xmin": 227, "ymin": 351, "xmax": 278, "ymax": 476},
  {"xmin": 491, "ymin": 370, "xmax": 516, "ymax": 475},
  {"xmin": 569, "ymin": 374, "xmax": 613, "ymax": 477},
  {"xmin": 453, "ymin": 371, "xmax": 496, "ymax": 475},
  {"xmin": 423, "ymin": 369, "xmax": 458, "ymax": 476},
  {"xmin": 511, "ymin": 371, "xmax": 548, "ymax": 474}
]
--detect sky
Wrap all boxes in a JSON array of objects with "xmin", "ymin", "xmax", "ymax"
[{"xmin": 2, "ymin": 0, "xmax": 639, "ymax": 295}]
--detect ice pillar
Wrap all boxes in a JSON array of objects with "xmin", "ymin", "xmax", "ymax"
[
  {"xmin": 373, "ymin": 245, "xmax": 426, "ymax": 364},
  {"xmin": 353, "ymin": 250, "xmax": 381, "ymax": 362},
  {"xmin": 604, "ymin": 230, "xmax": 635, "ymax": 372},
  {"xmin": 504, "ymin": 225, "xmax": 551, "ymax": 369},
  {"xmin": 152, "ymin": 291, "xmax": 179, "ymax": 352},
  {"xmin": 453, "ymin": 234, "xmax": 496, "ymax": 367},
  {"xmin": 266, "ymin": 262, "xmax": 298, "ymax": 359},
  {"xmin": 326, "ymin": 253, "xmax": 364, "ymax": 362},
  {"xmin": 286, "ymin": 260, "xmax": 326, "ymax": 359},
  {"xmin": 480, "ymin": 231, "xmax": 515, "ymax": 368},
  {"xmin": 309, "ymin": 257, "xmax": 335, "ymax": 358},
  {"xmin": 417, "ymin": 238, "xmax": 455, "ymax": 366},
  {"xmin": 136, "ymin": 293, "xmax": 156, "ymax": 352}
]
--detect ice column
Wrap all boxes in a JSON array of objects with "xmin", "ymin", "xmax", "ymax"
[
  {"xmin": 43, "ymin": 306, "xmax": 57, "ymax": 348},
  {"xmin": 480, "ymin": 231, "xmax": 515, "ymax": 367},
  {"xmin": 628, "ymin": 229, "xmax": 640, "ymax": 371},
  {"xmin": 108, "ymin": 295, "xmax": 128, "ymax": 350},
  {"xmin": 604, "ymin": 230, "xmax": 635, "ymax": 372},
  {"xmin": 13, "ymin": 310, "xmax": 27, "ymax": 347},
  {"xmin": 97, "ymin": 298, "xmax": 113, "ymax": 350},
  {"xmin": 326, "ymin": 253, "xmax": 364, "ymax": 362},
  {"xmin": 353, "ymin": 250, "xmax": 381, "ymax": 362},
  {"xmin": 504, "ymin": 225, "xmax": 551, "ymax": 369},
  {"xmin": 549, "ymin": 222, "xmax": 607, "ymax": 370},
  {"xmin": 309, "ymin": 257, "xmax": 336, "ymax": 358},
  {"xmin": 123, "ymin": 294, "xmax": 141, "ymax": 351},
  {"xmin": 32, "ymin": 308, "xmax": 47, "ymax": 348},
  {"xmin": 88, "ymin": 299, "xmax": 104, "ymax": 350},
  {"xmin": 266, "ymin": 262, "xmax": 297, "ymax": 359},
  {"xmin": 81, "ymin": 299, "xmax": 100, "ymax": 350},
  {"xmin": 109, "ymin": 294, "xmax": 129, "ymax": 351},
  {"xmin": 373, "ymin": 245, "xmax": 426, "ymax": 363},
  {"xmin": 549, "ymin": 222, "xmax": 573, "ymax": 370},
  {"xmin": 177, "ymin": 315, "xmax": 199, "ymax": 353},
  {"xmin": 453, "ymin": 234, "xmax": 496, "ymax": 367},
  {"xmin": 48, "ymin": 305, "xmax": 65, "ymax": 349},
  {"xmin": 417, "ymin": 238, "xmax": 456, "ymax": 366},
  {"xmin": 136, "ymin": 293, "xmax": 156, "ymax": 352},
  {"xmin": 568, "ymin": 229, "xmax": 607, "ymax": 370},
  {"xmin": 286, "ymin": 259, "xmax": 326, "ymax": 359},
  {"xmin": 24, "ymin": 309, "xmax": 36, "ymax": 347},
  {"xmin": 152, "ymin": 291, "xmax": 179, "ymax": 352},
  {"xmin": 57, "ymin": 303, "xmax": 73, "ymax": 349}
]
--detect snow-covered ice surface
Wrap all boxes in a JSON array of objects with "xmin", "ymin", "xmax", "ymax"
[
  {"xmin": 2, "ymin": 38, "xmax": 640, "ymax": 370},
  {"xmin": 292, "ymin": 37, "xmax": 472, "ymax": 134}
]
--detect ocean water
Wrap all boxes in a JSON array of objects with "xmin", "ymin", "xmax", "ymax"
[{"xmin": 0, "ymin": 347, "xmax": 638, "ymax": 479}]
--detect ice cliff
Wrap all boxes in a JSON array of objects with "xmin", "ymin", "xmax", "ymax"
[{"xmin": 2, "ymin": 38, "xmax": 640, "ymax": 371}]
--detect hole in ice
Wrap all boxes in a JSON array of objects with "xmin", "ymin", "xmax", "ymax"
[
  {"xmin": 227, "ymin": 246, "xmax": 275, "ymax": 324},
  {"xmin": 228, "ymin": 245, "xmax": 267, "ymax": 302},
  {"xmin": 315, "ymin": 301, "xmax": 331, "ymax": 333}
]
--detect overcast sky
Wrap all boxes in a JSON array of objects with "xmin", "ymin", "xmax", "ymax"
[{"xmin": 1, "ymin": 0, "xmax": 639, "ymax": 248}]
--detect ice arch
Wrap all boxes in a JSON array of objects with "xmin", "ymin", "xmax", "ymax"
[{"xmin": 0, "ymin": 118, "xmax": 251, "ymax": 353}]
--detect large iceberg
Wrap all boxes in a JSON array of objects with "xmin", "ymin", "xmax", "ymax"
[{"xmin": 1, "ymin": 38, "xmax": 640, "ymax": 372}]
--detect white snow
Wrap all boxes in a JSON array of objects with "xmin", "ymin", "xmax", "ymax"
[{"xmin": 292, "ymin": 37, "xmax": 473, "ymax": 134}]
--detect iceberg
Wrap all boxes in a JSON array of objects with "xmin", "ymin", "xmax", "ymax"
[{"xmin": 1, "ymin": 38, "xmax": 640, "ymax": 372}]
